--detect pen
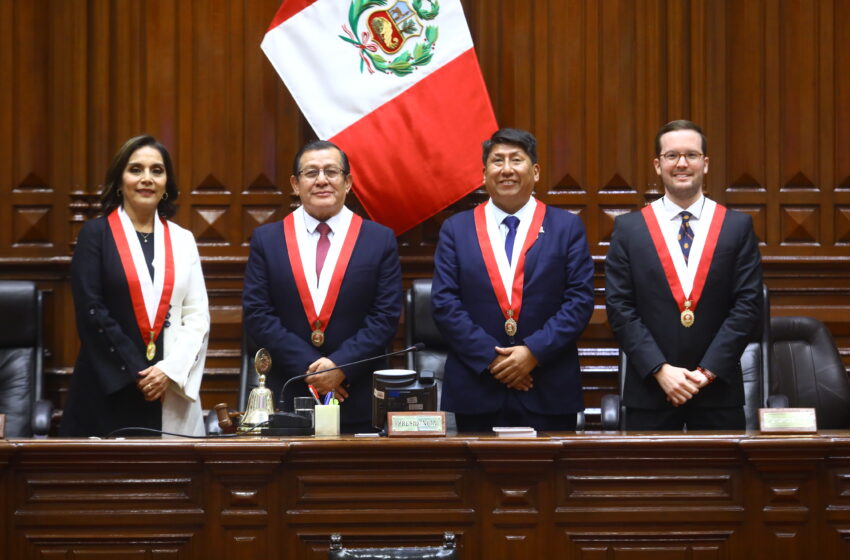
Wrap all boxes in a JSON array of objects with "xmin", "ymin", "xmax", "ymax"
[
  {"xmin": 308, "ymin": 384, "xmax": 321, "ymax": 404},
  {"xmin": 323, "ymin": 391, "xmax": 334, "ymax": 405}
]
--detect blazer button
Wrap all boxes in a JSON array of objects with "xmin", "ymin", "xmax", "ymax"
[
  {"xmin": 97, "ymin": 328, "xmax": 103, "ymax": 334},
  {"xmin": 164, "ymin": 320, "xmax": 171, "ymax": 328},
  {"xmin": 120, "ymin": 365, "xmax": 126, "ymax": 371},
  {"xmin": 89, "ymin": 308, "xmax": 95, "ymax": 315},
  {"xmin": 165, "ymin": 312, "xmax": 171, "ymax": 319},
  {"xmin": 109, "ymin": 346, "xmax": 115, "ymax": 352}
]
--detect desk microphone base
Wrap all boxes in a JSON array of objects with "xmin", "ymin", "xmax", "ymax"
[{"xmin": 261, "ymin": 412, "xmax": 312, "ymax": 436}]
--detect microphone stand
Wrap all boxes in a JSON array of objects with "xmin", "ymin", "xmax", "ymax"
[{"xmin": 263, "ymin": 344, "xmax": 424, "ymax": 436}]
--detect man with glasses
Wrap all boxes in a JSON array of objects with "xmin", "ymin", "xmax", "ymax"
[
  {"xmin": 605, "ymin": 120, "xmax": 762, "ymax": 430},
  {"xmin": 243, "ymin": 140, "xmax": 402, "ymax": 433},
  {"xmin": 432, "ymin": 128, "xmax": 595, "ymax": 432}
]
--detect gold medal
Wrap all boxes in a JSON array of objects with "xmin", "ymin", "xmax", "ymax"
[
  {"xmin": 680, "ymin": 300, "xmax": 694, "ymax": 328},
  {"xmin": 146, "ymin": 330, "xmax": 156, "ymax": 361},
  {"xmin": 311, "ymin": 320, "xmax": 325, "ymax": 347},
  {"xmin": 505, "ymin": 309, "xmax": 517, "ymax": 336}
]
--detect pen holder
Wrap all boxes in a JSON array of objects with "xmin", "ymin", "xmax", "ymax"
[{"xmin": 314, "ymin": 404, "xmax": 340, "ymax": 436}]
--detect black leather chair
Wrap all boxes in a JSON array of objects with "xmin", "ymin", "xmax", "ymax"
[
  {"xmin": 770, "ymin": 316, "xmax": 850, "ymax": 429},
  {"xmin": 328, "ymin": 532, "xmax": 457, "ymax": 560},
  {"xmin": 405, "ymin": 278, "xmax": 585, "ymax": 431},
  {"xmin": 0, "ymin": 280, "xmax": 52, "ymax": 437},
  {"xmin": 601, "ymin": 284, "xmax": 773, "ymax": 430},
  {"xmin": 405, "ymin": 279, "xmax": 449, "ymax": 409}
]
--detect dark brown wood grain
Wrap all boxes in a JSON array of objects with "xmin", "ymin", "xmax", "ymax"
[{"xmin": 2, "ymin": 434, "xmax": 850, "ymax": 558}]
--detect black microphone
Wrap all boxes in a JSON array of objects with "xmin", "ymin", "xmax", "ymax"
[
  {"xmin": 262, "ymin": 343, "xmax": 425, "ymax": 435},
  {"xmin": 277, "ymin": 343, "xmax": 425, "ymax": 410}
]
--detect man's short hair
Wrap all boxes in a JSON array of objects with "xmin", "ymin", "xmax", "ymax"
[
  {"xmin": 655, "ymin": 120, "xmax": 708, "ymax": 156},
  {"xmin": 291, "ymin": 140, "xmax": 351, "ymax": 177},
  {"xmin": 482, "ymin": 128, "xmax": 538, "ymax": 165}
]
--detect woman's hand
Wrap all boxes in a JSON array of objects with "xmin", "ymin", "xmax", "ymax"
[{"xmin": 137, "ymin": 366, "xmax": 171, "ymax": 401}]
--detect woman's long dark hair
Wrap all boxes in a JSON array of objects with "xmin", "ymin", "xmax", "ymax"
[{"xmin": 100, "ymin": 135, "xmax": 179, "ymax": 218}]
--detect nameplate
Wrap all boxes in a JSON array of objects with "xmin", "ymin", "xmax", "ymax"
[
  {"xmin": 387, "ymin": 411, "xmax": 446, "ymax": 437},
  {"xmin": 0, "ymin": 413, "xmax": 5, "ymax": 438},
  {"xmin": 758, "ymin": 408, "xmax": 817, "ymax": 433}
]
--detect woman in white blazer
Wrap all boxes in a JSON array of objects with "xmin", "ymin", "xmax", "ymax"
[{"xmin": 60, "ymin": 135, "xmax": 209, "ymax": 437}]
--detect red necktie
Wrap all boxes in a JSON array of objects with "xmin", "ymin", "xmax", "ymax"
[{"xmin": 315, "ymin": 222, "xmax": 331, "ymax": 282}]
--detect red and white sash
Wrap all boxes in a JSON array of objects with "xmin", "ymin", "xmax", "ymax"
[
  {"xmin": 641, "ymin": 203, "xmax": 726, "ymax": 323},
  {"xmin": 474, "ymin": 199, "xmax": 547, "ymax": 334},
  {"xmin": 283, "ymin": 212, "xmax": 363, "ymax": 346},
  {"xmin": 108, "ymin": 207, "xmax": 175, "ymax": 358}
]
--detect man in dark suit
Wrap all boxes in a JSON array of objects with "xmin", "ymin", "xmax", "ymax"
[
  {"xmin": 243, "ymin": 140, "xmax": 402, "ymax": 433},
  {"xmin": 432, "ymin": 128, "xmax": 595, "ymax": 432},
  {"xmin": 605, "ymin": 120, "xmax": 762, "ymax": 430}
]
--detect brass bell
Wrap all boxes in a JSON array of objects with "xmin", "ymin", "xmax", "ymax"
[{"xmin": 238, "ymin": 348, "xmax": 275, "ymax": 434}]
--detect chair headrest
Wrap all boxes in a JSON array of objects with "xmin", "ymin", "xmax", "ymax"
[
  {"xmin": 409, "ymin": 279, "xmax": 444, "ymax": 346},
  {"xmin": 0, "ymin": 281, "xmax": 38, "ymax": 347},
  {"xmin": 771, "ymin": 316, "xmax": 828, "ymax": 345}
]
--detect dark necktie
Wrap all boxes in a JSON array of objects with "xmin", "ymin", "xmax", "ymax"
[
  {"xmin": 315, "ymin": 222, "xmax": 331, "ymax": 281},
  {"xmin": 678, "ymin": 211, "xmax": 694, "ymax": 264},
  {"xmin": 503, "ymin": 216, "xmax": 520, "ymax": 265}
]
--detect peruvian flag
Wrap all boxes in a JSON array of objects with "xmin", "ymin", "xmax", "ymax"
[{"xmin": 261, "ymin": 0, "xmax": 497, "ymax": 234}]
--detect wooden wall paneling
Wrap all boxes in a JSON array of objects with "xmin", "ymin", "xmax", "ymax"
[
  {"xmin": 144, "ymin": 0, "xmax": 180, "ymax": 151},
  {"xmin": 186, "ymin": 0, "xmax": 239, "ymax": 253},
  {"xmin": 86, "ymin": 0, "xmax": 111, "ymax": 198},
  {"xmin": 505, "ymin": 0, "xmax": 535, "ymax": 131},
  {"xmin": 836, "ymin": 0, "xmax": 850, "ymax": 196},
  {"xmin": 10, "ymin": 0, "xmax": 52, "ymax": 256},
  {"xmin": 774, "ymin": 0, "xmax": 820, "ymax": 251},
  {"xmin": 112, "ymin": 1, "xmax": 146, "ymax": 150},
  {"xmin": 637, "ymin": 0, "xmax": 664, "ymax": 201},
  {"xmin": 243, "ymin": 0, "xmax": 293, "ymax": 246},
  {"xmin": 816, "ymin": 0, "xmax": 847, "ymax": 250},
  {"xmin": 723, "ymin": 0, "xmax": 766, "ymax": 204},
  {"xmin": 0, "ymin": 0, "xmax": 12, "ymax": 251},
  {"xmin": 544, "ymin": 0, "xmax": 589, "ymax": 209}
]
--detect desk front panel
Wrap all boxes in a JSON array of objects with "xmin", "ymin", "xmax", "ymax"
[{"xmin": 2, "ymin": 434, "xmax": 850, "ymax": 559}]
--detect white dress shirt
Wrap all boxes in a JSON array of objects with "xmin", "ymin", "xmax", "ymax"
[
  {"xmin": 292, "ymin": 205, "xmax": 353, "ymax": 310},
  {"xmin": 485, "ymin": 196, "xmax": 538, "ymax": 304},
  {"xmin": 650, "ymin": 195, "xmax": 716, "ymax": 297}
]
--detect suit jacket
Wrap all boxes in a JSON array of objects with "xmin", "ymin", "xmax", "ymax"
[
  {"xmin": 431, "ymin": 203, "xmax": 595, "ymax": 415},
  {"xmin": 604, "ymin": 203, "xmax": 762, "ymax": 409},
  {"xmin": 242, "ymin": 213, "xmax": 402, "ymax": 426},
  {"xmin": 60, "ymin": 216, "xmax": 209, "ymax": 437}
]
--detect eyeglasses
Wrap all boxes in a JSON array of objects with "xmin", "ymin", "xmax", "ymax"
[
  {"xmin": 298, "ymin": 167, "xmax": 345, "ymax": 180},
  {"xmin": 659, "ymin": 151, "xmax": 705, "ymax": 164}
]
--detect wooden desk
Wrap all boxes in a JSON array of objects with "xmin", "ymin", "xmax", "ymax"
[{"xmin": 2, "ymin": 433, "xmax": 849, "ymax": 559}]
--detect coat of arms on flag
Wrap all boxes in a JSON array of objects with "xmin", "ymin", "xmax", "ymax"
[
  {"xmin": 340, "ymin": 1, "xmax": 440, "ymax": 76},
  {"xmin": 262, "ymin": 0, "xmax": 497, "ymax": 234}
]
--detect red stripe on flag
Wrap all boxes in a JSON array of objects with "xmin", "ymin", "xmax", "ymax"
[
  {"xmin": 332, "ymin": 49, "xmax": 498, "ymax": 234},
  {"xmin": 266, "ymin": 0, "xmax": 317, "ymax": 32}
]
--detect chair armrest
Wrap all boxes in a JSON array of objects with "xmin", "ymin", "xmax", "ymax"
[
  {"xmin": 767, "ymin": 394, "xmax": 789, "ymax": 408},
  {"xmin": 600, "ymin": 394, "xmax": 621, "ymax": 430},
  {"xmin": 32, "ymin": 398, "xmax": 54, "ymax": 436},
  {"xmin": 575, "ymin": 411, "xmax": 585, "ymax": 431}
]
